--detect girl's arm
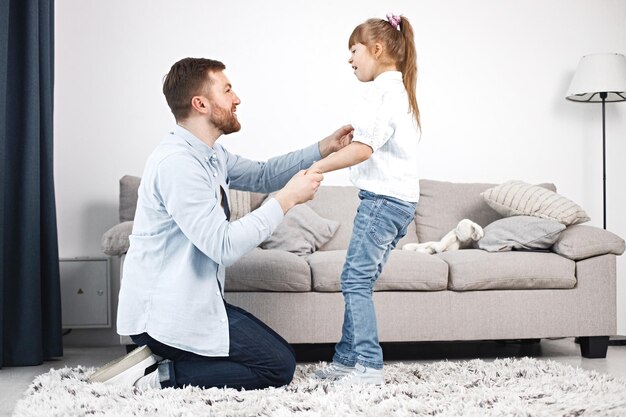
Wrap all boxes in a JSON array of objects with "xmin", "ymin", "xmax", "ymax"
[{"xmin": 308, "ymin": 141, "xmax": 373, "ymax": 174}]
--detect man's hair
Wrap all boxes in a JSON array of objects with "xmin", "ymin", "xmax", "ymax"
[{"xmin": 162, "ymin": 58, "xmax": 226, "ymax": 121}]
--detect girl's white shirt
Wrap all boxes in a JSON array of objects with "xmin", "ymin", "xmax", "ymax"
[{"xmin": 348, "ymin": 70, "xmax": 420, "ymax": 203}]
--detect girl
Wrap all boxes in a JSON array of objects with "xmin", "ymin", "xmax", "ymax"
[{"xmin": 311, "ymin": 13, "xmax": 421, "ymax": 385}]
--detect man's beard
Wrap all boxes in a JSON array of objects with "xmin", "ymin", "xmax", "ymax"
[{"xmin": 209, "ymin": 102, "xmax": 241, "ymax": 135}]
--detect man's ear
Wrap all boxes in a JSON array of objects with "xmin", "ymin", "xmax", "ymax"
[{"xmin": 190, "ymin": 96, "xmax": 209, "ymax": 114}]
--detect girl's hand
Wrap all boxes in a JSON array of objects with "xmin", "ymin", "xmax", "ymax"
[
  {"xmin": 304, "ymin": 163, "xmax": 323, "ymax": 175},
  {"xmin": 319, "ymin": 125, "xmax": 354, "ymax": 157}
]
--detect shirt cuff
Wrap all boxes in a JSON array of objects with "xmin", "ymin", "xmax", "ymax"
[
  {"xmin": 306, "ymin": 142, "xmax": 324, "ymax": 164},
  {"xmin": 257, "ymin": 197, "xmax": 284, "ymax": 236}
]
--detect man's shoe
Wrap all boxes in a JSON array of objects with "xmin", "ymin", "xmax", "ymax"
[
  {"xmin": 314, "ymin": 362, "xmax": 355, "ymax": 380},
  {"xmin": 335, "ymin": 363, "xmax": 384, "ymax": 385},
  {"xmin": 88, "ymin": 345, "xmax": 159, "ymax": 386}
]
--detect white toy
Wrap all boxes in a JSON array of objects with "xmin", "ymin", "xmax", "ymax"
[{"xmin": 403, "ymin": 219, "xmax": 484, "ymax": 254}]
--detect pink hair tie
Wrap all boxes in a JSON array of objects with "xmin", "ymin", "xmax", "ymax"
[{"xmin": 386, "ymin": 13, "xmax": 401, "ymax": 31}]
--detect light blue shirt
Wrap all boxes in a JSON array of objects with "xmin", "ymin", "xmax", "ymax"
[{"xmin": 117, "ymin": 125, "xmax": 321, "ymax": 356}]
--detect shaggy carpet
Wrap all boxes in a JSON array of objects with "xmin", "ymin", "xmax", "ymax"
[{"xmin": 13, "ymin": 357, "xmax": 626, "ymax": 416}]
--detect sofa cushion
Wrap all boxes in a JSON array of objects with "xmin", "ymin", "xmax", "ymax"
[
  {"xmin": 476, "ymin": 216, "xmax": 565, "ymax": 252},
  {"xmin": 438, "ymin": 249, "xmax": 576, "ymax": 291},
  {"xmin": 260, "ymin": 203, "xmax": 340, "ymax": 255},
  {"xmin": 308, "ymin": 249, "xmax": 448, "ymax": 292},
  {"xmin": 481, "ymin": 180, "xmax": 590, "ymax": 226},
  {"xmin": 225, "ymin": 248, "xmax": 311, "ymax": 292},
  {"xmin": 306, "ymin": 186, "xmax": 418, "ymax": 251},
  {"xmin": 415, "ymin": 179, "xmax": 557, "ymax": 243},
  {"xmin": 552, "ymin": 225, "xmax": 626, "ymax": 261},
  {"xmin": 101, "ymin": 221, "xmax": 133, "ymax": 256}
]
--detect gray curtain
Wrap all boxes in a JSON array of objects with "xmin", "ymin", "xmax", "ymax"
[{"xmin": 0, "ymin": 0, "xmax": 63, "ymax": 367}]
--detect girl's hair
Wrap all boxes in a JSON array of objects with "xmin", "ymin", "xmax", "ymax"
[{"xmin": 349, "ymin": 16, "xmax": 420, "ymax": 129}]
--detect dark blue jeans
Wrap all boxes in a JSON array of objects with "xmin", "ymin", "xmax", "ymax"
[{"xmin": 131, "ymin": 302, "xmax": 296, "ymax": 390}]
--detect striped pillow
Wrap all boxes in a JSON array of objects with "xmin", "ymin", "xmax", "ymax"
[{"xmin": 481, "ymin": 180, "xmax": 590, "ymax": 226}]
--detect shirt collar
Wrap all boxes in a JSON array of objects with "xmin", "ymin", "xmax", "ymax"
[
  {"xmin": 172, "ymin": 124, "xmax": 216, "ymax": 159},
  {"xmin": 373, "ymin": 70, "xmax": 403, "ymax": 83}
]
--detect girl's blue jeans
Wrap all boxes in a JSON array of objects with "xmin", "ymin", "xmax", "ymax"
[{"xmin": 333, "ymin": 190, "xmax": 417, "ymax": 370}]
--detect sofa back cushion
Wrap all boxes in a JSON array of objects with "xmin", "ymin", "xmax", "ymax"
[
  {"xmin": 305, "ymin": 186, "xmax": 418, "ymax": 251},
  {"xmin": 415, "ymin": 179, "xmax": 556, "ymax": 242},
  {"xmin": 119, "ymin": 177, "xmax": 417, "ymax": 251}
]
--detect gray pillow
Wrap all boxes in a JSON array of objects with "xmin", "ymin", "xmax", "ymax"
[
  {"xmin": 260, "ymin": 203, "xmax": 340, "ymax": 256},
  {"xmin": 476, "ymin": 216, "xmax": 566, "ymax": 252},
  {"xmin": 552, "ymin": 224, "xmax": 626, "ymax": 260},
  {"xmin": 101, "ymin": 221, "xmax": 134, "ymax": 256}
]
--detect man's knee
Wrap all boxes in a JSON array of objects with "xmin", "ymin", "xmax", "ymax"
[
  {"xmin": 275, "ymin": 352, "xmax": 296, "ymax": 386},
  {"xmin": 265, "ymin": 346, "xmax": 296, "ymax": 387}
]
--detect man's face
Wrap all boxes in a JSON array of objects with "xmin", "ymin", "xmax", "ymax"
[{"xmin": 205, "ymin": 71, "xmax": 241, "ymax": 134}]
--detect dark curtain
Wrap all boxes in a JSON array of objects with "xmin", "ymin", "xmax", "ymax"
[{"xmin": 0, "ymin": 0, "xmax": 62, "ymax": 367}]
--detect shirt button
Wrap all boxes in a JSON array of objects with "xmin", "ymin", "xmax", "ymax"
[
  {"xmin": 221, "ymin": 318, "xmax": 226, "ymax": 323},
  {"xmin": 205, "ymin": 156, "xmax": 209, "ymax": 161},
  {"xmin": 213, "ymin": 172, "xmax": 217, "ymax": 177},
  {"xmin": 215, "ymin": 291, "xmax": 220, "ymax": 295}
]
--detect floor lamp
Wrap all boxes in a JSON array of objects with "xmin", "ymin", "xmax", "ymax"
[
  {"xmin": 566, "ymin": 53, "xmax": 626, "ymax": 230},
  {"xmin": 567, "ymin": 53, "xmax": 626, "ymax": 346}
]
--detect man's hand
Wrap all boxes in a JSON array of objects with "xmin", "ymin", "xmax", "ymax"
[
  {"xmin": 274, "ymin": 170, "xmax": 324, "ymax": 213},
  {"xmin": 318, "ymin": 124, "xmax": 354, "ymax": 158}
]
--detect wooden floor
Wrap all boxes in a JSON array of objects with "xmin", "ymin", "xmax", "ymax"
[{"xmin": 2, "ymin": 338, "xmax": 625, "ymax": 416}]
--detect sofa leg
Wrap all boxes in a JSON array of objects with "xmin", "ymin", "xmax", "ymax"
[{"xmin": 579, "ymin": 336, "xmax": 609, "ymax": 358}]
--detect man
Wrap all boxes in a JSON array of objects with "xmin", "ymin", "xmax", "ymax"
[{"xmin": 88, "ymin": 58, "xmax": 353, "ymax": 390}]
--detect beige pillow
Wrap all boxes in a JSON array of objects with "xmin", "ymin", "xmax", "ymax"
[
  {"xmin": 481, "ymin": 180, "xmax": 590, "ymax": 226},
  {"xmin": 227, "ymin": 189, "xmax": 251, "ymax": 221}
]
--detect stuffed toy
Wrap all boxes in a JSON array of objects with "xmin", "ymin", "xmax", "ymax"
[{"xmin": 403, "ymin": 219, "xmax": 484, "ymax": 254}]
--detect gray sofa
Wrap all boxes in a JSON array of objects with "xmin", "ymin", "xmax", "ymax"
[{"xmin": 102, "ymin": 177, "xmax": 625, "ymax": 358}]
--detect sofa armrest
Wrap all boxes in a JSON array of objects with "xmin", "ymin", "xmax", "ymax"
[
  {"xmin": 101, "ymin": 221, "xmax": 134, "ymax": 256},
  {"xmin": 552, "ymin": 224, "xmax": 625, "ymax": 261}
]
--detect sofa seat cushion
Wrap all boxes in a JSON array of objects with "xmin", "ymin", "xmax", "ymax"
[
  {"xmin": 225, "ymin": 248, "xmax": 311, "ymax": 292},
  {"xmin": 437, "ymin": 249, "xmax": 576, "ymax": 291},
  {"xmin": 308, "ymin": 250, "xmax": 448, "ymax": 292}
]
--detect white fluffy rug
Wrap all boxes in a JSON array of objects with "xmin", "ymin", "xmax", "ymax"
[{"xmin": 13, "ymin": 357, "xmax": 626, "ymax": 417}]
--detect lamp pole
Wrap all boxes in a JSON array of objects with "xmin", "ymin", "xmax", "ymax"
[{"xmin": 601, "ymin": 91, "xmax": 607, "ymax": 230}]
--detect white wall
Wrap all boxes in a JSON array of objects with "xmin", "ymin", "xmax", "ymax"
[{"xmin": 55, "ymin": 0, "xmax": 626, "ymax": 344}]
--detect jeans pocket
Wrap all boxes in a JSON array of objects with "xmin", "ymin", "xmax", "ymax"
[{"xmin": 367, "ymin": 201, "xmax": 414, "ymax": 246}]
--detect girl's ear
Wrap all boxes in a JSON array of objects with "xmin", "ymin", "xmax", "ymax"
[{"xmin": 373, "ymin": 43, "xmax": 384, "ymax": 59}]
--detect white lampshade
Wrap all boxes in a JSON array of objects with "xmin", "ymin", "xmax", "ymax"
[{"xmin": 566, "ymin": 53, "xmax": 626, "ymax": 102}]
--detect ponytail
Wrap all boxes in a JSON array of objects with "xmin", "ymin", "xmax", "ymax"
[{"xmin": 399, "ymin": 16, "xmax": 420, "ymax": 130}]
